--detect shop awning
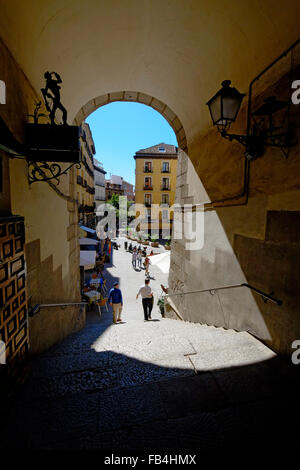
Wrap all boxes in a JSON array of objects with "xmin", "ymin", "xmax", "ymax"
[
  {"xmin": 79, "ymin": 225, "xmax": 97, "ymax": 238},
  {"xmin": 79, "ymin": 237, "xmax": 99, "ymax": 246},
  {"xmin": 79, "ymin": 250, "xmax": 96, "ymax": 270}
]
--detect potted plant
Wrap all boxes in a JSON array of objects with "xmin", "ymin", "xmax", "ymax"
[
  {"xmin": 151, "ymin": 234, "xmax": 159, "ymax": 247},
  {"xmin": 164, "ymin": 236, "xmax": 171, "ymax": 250},
  {"xmin": 157, "ymin": 298, "xmax": 165, "ymax": 317},
  {"xmin": 140, "ymin": 231, "xmax": 149, "ymax": 245}
]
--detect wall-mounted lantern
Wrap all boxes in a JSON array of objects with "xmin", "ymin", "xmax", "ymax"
[
  {"xmin": 206, "ymin": 80, "xmax": 291, "ymax": 160},
  {"xmin": 206, "ymin": 80, "xmax": 245, "ymax": 133}
]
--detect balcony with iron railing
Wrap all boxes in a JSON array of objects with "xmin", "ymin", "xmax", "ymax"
[
  {"xmin": 144, "ymin": 168, "xmax": 153, "ymax": 173},
  {"xmin": 83, "ymin": 158, "xmax": 94, "ymax": 177},
  {"xmin": 143, "ymin": 185, "xmax": 153, "ymax": 190},
  {"xmin": 161, "ymin": 185, "xmax": 171, "ymax": 191},
  {"xmin": 86, "ymin": 185, "xmax": 95, "ymax": 195}
]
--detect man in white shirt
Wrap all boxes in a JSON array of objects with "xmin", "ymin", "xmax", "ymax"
[{"xmin": 136, "ymin": 279, "xmax": 153, "ymax": 321}]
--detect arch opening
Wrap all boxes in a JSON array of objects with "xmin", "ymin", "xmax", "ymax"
[{"xmin": 73, "ymin": 91, "xmax": 188, "ymax": 153}]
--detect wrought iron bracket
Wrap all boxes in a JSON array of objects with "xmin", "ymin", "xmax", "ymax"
[
  {"xmin": 221, "ymin": 131, "xmax": 248, "ymax": 147},
  {"xmin": 220, "ymin": 130, "xmax": 290, "ymax": 160},
  {"xmin": 28, "ymin": 161, "xmax": 81, "ymax": 185}
]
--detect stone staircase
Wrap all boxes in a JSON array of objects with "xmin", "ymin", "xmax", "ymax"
[{"xmin": 2, "ymin": 307, "xmax": 300, "ymax": 451}]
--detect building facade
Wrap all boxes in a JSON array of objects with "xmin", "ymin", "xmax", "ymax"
[
  {"xmin": 122, "ymin": 179, "xmax": 134, "ymax": 201},
  {"xmin": 76, "ymin": 122, "xmax": 95, "ymax": 227},
  {"xmin": 134, "ymin": 143, "xmax": 178, "ymax": 237},
  {"xmin": 94, "ymin": 159, "xmax": 106, "ymax": 208},
  {"xmin": 105, "ymin": 175, "xmax": 124, "ymax": 200}
]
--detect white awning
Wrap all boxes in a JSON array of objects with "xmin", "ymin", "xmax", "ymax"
[
  {"xmin": 79, "ymin": 237, "xmax": 99, "ymax": 246},
  {"xmin": 80, "ymin": 250, "xmax": 96, "ymax": 270},
  {"xmin": 149, "ymin": 252, "xmax": 170, "ymax": 273}
]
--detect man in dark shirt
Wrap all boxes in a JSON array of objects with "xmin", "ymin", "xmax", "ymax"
[{"xmin": 108, "ymin": 281, "xmax": 123, "ymax": 323}]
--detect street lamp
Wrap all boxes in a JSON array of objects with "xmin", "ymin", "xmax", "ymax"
[
  {"xmin": 206, "ymin": 80, "xmax": 291, "ymax": 160},
  {"xmin": 206, "ymin": 80, "xmax": 245, "ymax": 133}
]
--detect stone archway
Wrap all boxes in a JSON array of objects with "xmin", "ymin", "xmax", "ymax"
[{"xmin": 73, "ymin": 91, "xmax": 188, "ymax": 152}]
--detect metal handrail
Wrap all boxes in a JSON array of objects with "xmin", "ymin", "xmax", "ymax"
[
  {"xmin": 241, "ymin": 283, "xmax": 282, "ymax": 306},
  {"xmin": 39, "ymin": 302, "xmax": 88, "ymax": 308},
  {"xmin": 28, "ymin": 302, "xmax": 88, "ymax": 317},
  {"xmin": 164, "ymin": 283, "xmax": 282, "ymax": 306}
]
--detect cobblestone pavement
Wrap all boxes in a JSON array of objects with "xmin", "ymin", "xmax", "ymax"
[{"xmin": 3, "ymin": 243, "xmax": 300, "ymax": 451}]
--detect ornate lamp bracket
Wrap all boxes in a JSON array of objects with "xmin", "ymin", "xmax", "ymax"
[{"xmin": 28, "ymin": 161, "xmax": 81, "ymax": 185}]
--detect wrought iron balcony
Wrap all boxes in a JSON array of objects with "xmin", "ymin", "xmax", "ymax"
[
  {"xmin": 161, "ymin": 186, "xmax": 171, "ymax": 190},
  {"xmin": 143, "ymin": 186, "xmax": 153, "ymax": 190},
  {"xmin": 86, "ymin": 185, "xmax": 95, "ymax": 194}
]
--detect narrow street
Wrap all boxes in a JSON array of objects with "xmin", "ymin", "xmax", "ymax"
[{"xmin": 3, "ymin": 244, "xmax": 300, "ymax": 451}]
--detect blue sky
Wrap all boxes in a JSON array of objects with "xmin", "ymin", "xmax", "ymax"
[{"xmin": 86, "ymin": 101, "xmax": 177, "ymax": 185}]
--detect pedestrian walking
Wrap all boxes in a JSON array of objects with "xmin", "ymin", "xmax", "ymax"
[
  {"xmin": 144, "ymin": 255, "xmax": 151, "ymax": 277},
  {"xmin": 132, "ymin": 247, "xmax": 137, "ymax": 268},
  {"xmin": 136, "ymin": 279, "xmax": 153, "ymax": 321},
  {"xmin": 108, "ymin": 281, "xmax": 123, "ymax": 324},
  {"xmin": 137, "ymin": 249, "xmax": 143, "ymax": 268}
]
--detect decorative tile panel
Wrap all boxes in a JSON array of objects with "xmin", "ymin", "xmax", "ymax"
[{"xmin": 0, "ymin": 216, "xmax": 28, "ymax": 383}]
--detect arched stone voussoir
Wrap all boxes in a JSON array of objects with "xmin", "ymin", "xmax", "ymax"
[{"xmin": 73, "ymin": 91, "xmax": 188, "ymax": 152}]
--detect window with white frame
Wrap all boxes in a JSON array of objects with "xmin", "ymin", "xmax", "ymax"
[
  {"xmin": 162, "ymin": 161, "xmax": 169, "ymax": 172},
  {"xmin": 161, "ymin": 193, "xmax": 169, "ymax": 205},
  {"xmin": 144, "ymin": 176, "xmax": 152, "ymax": 188},
  {"xmin": 144, "ymin": 161, "xmax": 152, "ymax": 172},
  {"xmin": 162, "ymin": 177, "xmax": 169, "ymax": 190}
]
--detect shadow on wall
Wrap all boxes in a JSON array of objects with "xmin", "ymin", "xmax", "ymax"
[
  {"xmin": 171, "ymin": 57, "xmax": 300, "ymax": 356},
  {"xmin": 168, "ymin": 143, "xmax": 300, "ymax": 356}
]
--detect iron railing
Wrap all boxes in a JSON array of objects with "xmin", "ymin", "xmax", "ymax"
[
  {"xmin": 164, "ymin": 282, "xmax": 282, "ymax": 306},
  {"xmin": 28, "ymin": 302, "xmax": 88, "ymax": 317}
]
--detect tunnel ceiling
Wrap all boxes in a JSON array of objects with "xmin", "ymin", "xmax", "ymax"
[{"xmin": 0, "ymin": 0, "xmax": 300, "ymax": 147}]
